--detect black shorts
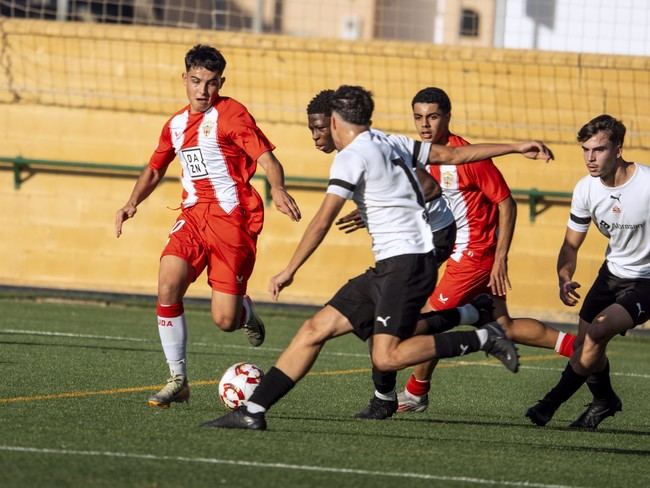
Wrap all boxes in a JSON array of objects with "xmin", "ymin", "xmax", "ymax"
[
  {"xmin": 433, "ymin": 221, "xmax": 456, "ymax": 267},
  {"xmin": 580, "ymin": 262, "xmax": 650, "ymax": 328},
  {"xmin": 327, "ymin": 252, "xmax": 437, "ymax": 341}
]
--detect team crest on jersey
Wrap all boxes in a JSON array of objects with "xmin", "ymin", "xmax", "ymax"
[
  {"xmin": 200, "ymin": 119, "xmax": 215, "ymax": 137},
  {"xmin": 612, "ymin": 205, "xmax": 621, "ymax": 214},
  {"xmin": 441, "ymin": 169, "xmax": 457, "ymax": 189}
]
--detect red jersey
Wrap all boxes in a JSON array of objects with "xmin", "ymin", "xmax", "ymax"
[
  {"xmin": 149, "ymin": 96, "xmax": 274, "ymax": 235},
  {"xmin": 427, "ymin": 134, "xmax": 511, "ymax": 261}
]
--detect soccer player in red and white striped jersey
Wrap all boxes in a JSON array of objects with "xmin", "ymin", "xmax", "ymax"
[
  {"xmin": 115, "ymin": 44, "xmax": 301, "ymax": 408},
  {"xmin": 398, "ymin": 87, "xmax": 577, "ymax": 412}
]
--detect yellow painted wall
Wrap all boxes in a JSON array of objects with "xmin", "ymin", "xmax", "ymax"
[{"xmin": 1, "ymin": 20, "xmax": 649, "ymax": 322}]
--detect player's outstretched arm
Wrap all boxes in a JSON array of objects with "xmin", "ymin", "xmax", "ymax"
[
  {"xmin": 557, "ymin": 227, "xmax": 587, "ymax": 306},
  {"xmin": 257, "ymin": 151, "xmax": 301, "ymax": 222},
  {"xmin": 115, "ymin": 165, "xmax": 165, "ymax": 238},
  {"xmin": 428, "ymin": 140, "xmax": 554, "ymax": 165},
  {"xmin": 269, "ymin": 194, "xmax": 346, "ymax": 300}
]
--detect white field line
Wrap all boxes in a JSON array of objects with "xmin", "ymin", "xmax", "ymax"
[
  {"xmin": 0, "ymin": 445, "xmax": 583, "ymax": 488},
  {"xmin": 3, "ymin": 328, "xmax": 650, "ymax": 379}
]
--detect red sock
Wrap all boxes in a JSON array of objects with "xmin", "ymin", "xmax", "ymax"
[
  {"xmin": 556, "ymin": 332, "xmax": 576, "ymax": 358},
  {"xmin": 406, "ymin": 374, "xmax": 431, "ymax": 396}
]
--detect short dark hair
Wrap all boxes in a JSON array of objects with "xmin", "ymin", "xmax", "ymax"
[
  {"xmin": 411, "ymin": 87, "xmax": 451, "ymax": 114},
  {"xmin": 329, "ymin": 85, "xmax": 373, "ymax": 125},
  {"xmin": 577, "ymin": 114, "xmax": 626, "ymax": 147},
  {"xmin": 184, "ymin": 44, "xmax": 227, "ymax": 74},
  {"xmin": 307, "ymin": 89, "xmax": 335, "ymax": 115}
]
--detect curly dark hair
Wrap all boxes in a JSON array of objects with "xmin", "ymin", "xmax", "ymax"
[{"xmin": 307, "ymin": 89, "xmax": 335, "ymax": 115}]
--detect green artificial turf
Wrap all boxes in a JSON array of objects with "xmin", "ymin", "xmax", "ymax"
[{"xmin": 1, "ymin": 297, "xmax": 649, "ymax": 488}]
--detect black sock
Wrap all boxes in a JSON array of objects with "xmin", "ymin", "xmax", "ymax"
[
  {"xmin": 247, "ymin": 366, "xmax": 295, "ymax": 411},
  {"xmin": 544, "ymin": 362, "xmax": 588, "ymax": 406},
  {"xmin": 586, "ymin": 360, "xmax": 616, "ymax": 401},
  {"xmin": 420, "ymin": 309, "xmax": 461, "ymax": 334},
  {"xmin": 433, "ymin": 331, "xmax": 480, "ymax": 358},
  {"xmin": 372, "ymin": 368, "xmax": 396, "ymax": 395}
]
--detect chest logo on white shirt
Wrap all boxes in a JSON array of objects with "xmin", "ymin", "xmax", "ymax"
[
  {"xmin": 181, "ymin": 147, "xmax": 209, "ymax": 179},
  {"xmin": 200, "ymin": 119, "xmax": 215, "ymax": 137},
  {"xmin": 441, "ymin": 170, "xmax": 457, "ymax": 189}
]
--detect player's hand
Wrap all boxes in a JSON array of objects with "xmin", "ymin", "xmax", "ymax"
[
  {"xmin": 488, "ymin": 257, "xmax": 511, "ymax": 297},
  {"xmin": 518, "ymin": 141, "xmax": 554, "ymax": 162},
  {"xmin": 559, "ymin": 280, "xmax": 581, "ymax": 306},
  {"xmin": 115, "ymin": 203, "xmax": 137, "ymax": 238},
  {"xmin": 271, "ymin": 187, "xmax": 301, "ymax": 222},
  {"xmin": 335, "ymin": 209, "xmax": 366, "ymax": 234},
  {"xmin": 268, "ymin": 269, "xmax": 295, "ymax": 301}
]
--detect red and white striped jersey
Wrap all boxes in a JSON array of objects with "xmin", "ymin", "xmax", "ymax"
[
  {"xmin": 427, "ymin": 134, "xmax": 511, "ymax": 261},
  {"xmin": 148, "ymin": 96, "xmax": 274, "ymax": 234}
]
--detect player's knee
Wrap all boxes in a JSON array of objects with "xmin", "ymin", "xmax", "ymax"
[
  {"xmin": 584, "ymin": 326, "xmax": 610, "ymax": 347},
  {"xmin": 371, "ymin": 352, "xmax": 400, "ymax": 373},
  {"xmin": 586, "ymin": 318, "xmax": 611, "ymax": 344},
  {"xmin": 158, "ymin": 281, "xmax": 184, "ymax": 304},
  {"xmin": 294, "ymin": 318, "xmax": 329, "ymax": 347},
  {"xmin": 211, "ymin": 310, "xmax": 239, "ymax": 332}
]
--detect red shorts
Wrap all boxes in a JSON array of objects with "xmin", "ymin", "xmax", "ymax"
[
  {"xmin": 161, "ymin": 203, "xmax": 258, "ymax": 295},
  {"xmin": 428, "ymin": 250, "xmax": 498, "ymax": 310}
]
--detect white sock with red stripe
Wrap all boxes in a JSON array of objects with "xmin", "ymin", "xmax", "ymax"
[{"xmin": 157, "ymin": 302, "xmax": 187, "ymax": 378}]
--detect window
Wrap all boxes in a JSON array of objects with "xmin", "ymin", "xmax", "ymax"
[{"xmin": 460, "ymin": 8, "xmax": 479, "ymax": 37}]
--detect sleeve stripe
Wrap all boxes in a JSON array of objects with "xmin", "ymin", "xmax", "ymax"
[
  {"xmin": 391, "ymin": 157, "xmax": 425, "ymax": 208},
  {"xmin": 328, "ymin": 178, "xmax": 356, "ymax": 192},
  {"xmin": 570, "ymin": 214, "xmax": 591, "ymax": 225},
  {"xmin": 412, "ymin": 141, "xmax": 422, "ymax": 168}
]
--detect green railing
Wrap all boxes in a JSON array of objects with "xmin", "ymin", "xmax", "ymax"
[{"xmin": 0, "ymin": 156, "xmax": 571, "ymax": 222}]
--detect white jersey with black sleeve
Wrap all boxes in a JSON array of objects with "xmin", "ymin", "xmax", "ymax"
[
  {"xmin": 374, "ymin": 130, "xmax": 455, "ymax": 233},
  {"xmin": 327, "ymin": 130, "xmax": 434, "ymax": 262},
  {"xmin": 567, "ymin": 163, "xmax": 650, "ymax": 279}
]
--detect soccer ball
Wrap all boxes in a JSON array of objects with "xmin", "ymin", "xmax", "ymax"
[{"xmin": 218, "ymin": 362, "xmax": 264, "ymax": 410}]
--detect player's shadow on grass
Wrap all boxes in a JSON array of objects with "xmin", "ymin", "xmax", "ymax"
[
  {"xmin": 270, "ymin": 413, "xmax": 650, "ymax": 453},
  {"xmin": 399, "ymin": 413, "xmax": 650, "ymax": 438}
]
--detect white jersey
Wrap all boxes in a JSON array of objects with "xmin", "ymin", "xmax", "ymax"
[
  {"xmin": 372, "ymin": 130, "xmax": 455, "ymax": 233},
  {"xmin": 327, "ymin": 130, "xmax": 434, "ymax": 261},
  {"xmin": 568, "ymin": 163, "xmax": 650, "ymax": 279}
]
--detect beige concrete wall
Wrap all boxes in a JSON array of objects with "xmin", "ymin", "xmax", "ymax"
[
  {"xmin": 1, "ymin": 20, "xmax": 649, "ymax": 321},
  {"xmin": 2, "ymin": 102, "xmax": 643, "ymax": 321}
]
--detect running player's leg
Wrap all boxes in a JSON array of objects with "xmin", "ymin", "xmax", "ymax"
[
  {"xmin": 205, "ymin": 205, "xmax": 264, "ymax": 345},
  {"xmin": 525, "ymin": 273, "xmax": 647, "ymax": 428},
  {"xmin": 493, "ymin": 299, "xmax": 577, "ymax": 357},
  {"xmin": 203, "ymin": 255, "xmax": 381, "ymax": 429},
  {"xmin": 203, "ymin": 307, "xmax": 354, "ymax": 430},
  {"xmin": 357, "ymin": 252, "xmax": 437, "ymax": 419},
  {"xmin": 399, "ymin": 258, "xmax": 492, "ymax": 412},
  {"xmin": 149, "ymin": 215, "xmax": 202, "ymax": 408}
]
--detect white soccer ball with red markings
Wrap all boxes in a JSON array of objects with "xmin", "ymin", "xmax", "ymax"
[{"xmin": 218, "ymin": 362, "xmax": 264, "ymax": 410}]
